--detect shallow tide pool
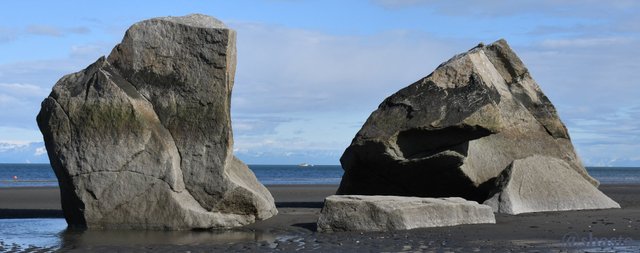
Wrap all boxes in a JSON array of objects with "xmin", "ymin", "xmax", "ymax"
[{"xmin": 0, "ymin": 218, "xmax": 284, "ymax": 252}]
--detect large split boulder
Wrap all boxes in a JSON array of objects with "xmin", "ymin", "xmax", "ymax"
[
  {"xmin": 37, "ymin": 14, "xmax": 277, "ymax": 229},
  {"xmin": 317, "ymin": 195, "xmax": 495, "ymax": 232},
  {"xmin": 338, "ymin": 39, "xmax": 619, "ymax": 213}
]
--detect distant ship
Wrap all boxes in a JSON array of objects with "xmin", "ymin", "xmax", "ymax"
[{"xmin": 298, "ymin": 163, "xmax": 314, "ymax": 167}]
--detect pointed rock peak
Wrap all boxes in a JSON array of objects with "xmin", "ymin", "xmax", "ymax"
[{"xmin": 482, "ymin": 39, "xmax": 529, "ymax": 84}]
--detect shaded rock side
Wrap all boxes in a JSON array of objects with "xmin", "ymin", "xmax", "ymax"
[
  {"xmin": 36, "ymin": 14, "xmax": 277, "ymax": 230},
  {"xmin": 317, "ymin": 195, "xmax": 495, "ymax": 232},
  {"xmin": 338, "ymin": 39, "xmax": 602, "ymax": 206},
  {"xmin": 484, "ymin": 155, "xmax": 620, "ymax": 214}
]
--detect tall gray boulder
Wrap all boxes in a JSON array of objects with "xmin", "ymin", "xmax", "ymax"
[
  {"xmin": 338, "ymin": 39, "xmax": 619, "ymax": 213},
  {"xmin": 37, "ymin": 14, "xmax": 277, "ymax": 230}
]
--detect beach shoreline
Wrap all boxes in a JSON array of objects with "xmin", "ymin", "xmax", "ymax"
[{"xmin": 1, "ymin": 184, "xmax": 639, "ymax": 251}]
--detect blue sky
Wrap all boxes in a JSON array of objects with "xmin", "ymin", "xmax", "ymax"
[{"xmin": 1, "ymin": 0, "xmax": 639, "ymax": 165}]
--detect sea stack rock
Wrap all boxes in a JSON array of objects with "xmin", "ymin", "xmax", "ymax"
[
  {"xmin": 36, "ymin": 14, "xmax": 277, "ymax": 229},
  {"xmin": 338, "ymin": 39, "xmax": 619, "ymax": 213}
]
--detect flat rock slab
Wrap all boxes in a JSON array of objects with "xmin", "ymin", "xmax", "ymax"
[
  {"xmin": 317, "ymin": 195, "xmax": 495, "ymax": 232},
  {"xmin": 484, "ymin": 155, "xmax": 620, "ymax": 214}
]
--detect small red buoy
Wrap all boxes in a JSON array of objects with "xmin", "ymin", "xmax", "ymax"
[{"xmin": 12, "ymin": 176, "xmax": 18, "ymax": 180}]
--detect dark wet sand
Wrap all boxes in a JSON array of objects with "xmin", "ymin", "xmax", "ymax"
[
  {"xmin": 1, "ymin": 184, "xmax": 639, "ymax": 252},
  {"xmin": 0, "ymin": 184, "xmax": 335, "ymax": 217}
]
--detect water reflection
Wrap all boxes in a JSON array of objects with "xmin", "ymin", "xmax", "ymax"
[
  {"xmin": 0, "ymin": 218, "xmax": 277, "ymax": 251},
  {"xmin": 0, "ymin": 219, "xmax": 65, "ymax": 251},
  {"xmin": 60, "ymin": 227, "xmax": 276, "ymax": 247}
]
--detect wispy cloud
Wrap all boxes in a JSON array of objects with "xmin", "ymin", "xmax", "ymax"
[
  {"xmin": 540, "ymin": 37, "xmax": 631, "ymax": 48},
  {"xmin": 228, "ymin": 17, "xmax": 640, "ymax": 165},
  {"xmin": 232, "ymin": 115, "xmax": 294, "ymax": 136},
  {"xmin": 0, "ymin": 83, "xmax": 49, "ymax": 97},
  {"xmin": 372, "ymin": 0, "xmax": 640, "ymax": 17},
  {"xmin": 0, "ymin": 26, "xmax": 17, "ymax": 43},
  {"xmin": 231, "ymin": 22, "xmax": 463, "ymax": 114},
  {"xmin": 227, "ymin": 22, "xmax": 469, "ymax": 164},
  {"xmin": 0, "ymin": 141, "xmax": 29, "ymax": 152},
  {"xmin": 234, "ymin": 135, "xmax": 344, "ymax": 164},
  {"xmin": 0, "ymin": 2, "xmax": 638, "ymax": 165},
  {"xmin": 0, "ymin": 24, "xmax": 91, "ymax": 44},
  {"xmin": 26, "ymin": 25, "xmax": 90, "ymax": 37},
  {"xmin": 0, "ymin": 141, "xmax": 49, "ymax": 163},
  {"xmin": 69, "ymin": 43, "xmax": 112, "ymax": 59},
  {"xmin": 0, "ymin": 126, "xmax": 42, "ymax": 144},
  {"xmin": 0, "ymin": 83, "xmax": 50, "ymax": 129},
  {"xmin": 34, "ymin": 146, "xmax": 47, "ymax": 156}
]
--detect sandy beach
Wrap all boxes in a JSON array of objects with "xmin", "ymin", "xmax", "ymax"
[{"xmin": 1, "ymin": 184, "xmax": 639, "ymax": 252}]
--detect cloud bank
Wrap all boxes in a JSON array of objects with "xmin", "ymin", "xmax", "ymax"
[{"xmin": 0, "ymin": 1, "xmax": 638, "ymax": 166}]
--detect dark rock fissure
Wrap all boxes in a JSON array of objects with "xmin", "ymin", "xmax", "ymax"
[{"xmin": 395, "ymin": 126, "xmax": 492, "ymax": 160}]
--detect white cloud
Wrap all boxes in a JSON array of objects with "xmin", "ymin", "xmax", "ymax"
[
  {"xmin": 0, "ymin": 127, "xmax": 43, "ymax": 143},
  {"xmin": 517, "ymin": 31, "xmax": 640, "ymax": 166},
  {"xmin": 26, "ymin": 25, "xmax": 63, "ymax": 37},
  {"xmin": 0, "ymin": 83, "xmax": 49, "ymax": 97},
  {"xmin": 0, "ymin": 141, "xmax": 29, "ymax": 152},
  {"xmin": 0, "ymin": 7, "xmax": 637, "ymax": 165},
  {"xmin": 0, "ymin": 26, "xmax": 17, "ymax": 43},
  {"xmin": 231, "ymin": 115, "xmax": 293, "ymax": 136},
  {"xmin": 540, "ymin": 37, "xmax": 631, "ymax": 48},
  {"xmin": 372, "ymin": 0, "xmax": 435, "ymax": 9},
  {"xmin": 34, "ymin": 146, "xmax": 47, "ymax": 156},
  {"xmin": 0, "ymin": 83, "xmax": 51, "ymax": 130},
  {"xmin": 231, "ymin": 22, "xmax": 463, "ymax": 115},
  {"xmin": 26, "ymin": 25, "xmax": 91, "ymax": 37},
  {"xmin": 0, "ymin": 141, "xmax": 49, "ymax": 163},
  {"xmin": 229, "ymin": 19, "xmax": 640, "ymax": 166},
  {"xmin": 371, "ymin": 0, "xmax": 640, "ymax": 17},
  {"xmin": 234, "ymin": 135, "xmax": 344, "ymax": 164},
  {"xmin": 70, "ymin": 43, "xmax": 112, "ymax": 59},
  {"xmin": 0, "ymin": 57, "xmax": 90, "ymax": 85},
  {"xmin": 0, "ymin": 53, "xmax": 105, "ymax": 129}
]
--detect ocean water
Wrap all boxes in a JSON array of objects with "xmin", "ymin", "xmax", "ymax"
[
  {"xmin": 251, "ymin": 165, "xmax": 343, "ymax": 185},
  {"xmin": 0, "ymin": 164, "xmax": 58, "ymax": 188},
  {"xmin": 1, "ymin": 163, "xmax": 639, "ymax": 187},
  {"xmin": 0, "ymin": 164, "xmax": 344, "ymax": 187}
]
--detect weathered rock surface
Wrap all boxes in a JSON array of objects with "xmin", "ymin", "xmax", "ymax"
[
  {"xmin": 37, "ymin": 14, "xmax": 277, "ymax": 230},
  {"xmin": 317, "ymin": 195, "xmax": 495, "ymax": 232},
  {"xmin": 338, "ymin": 39, "xmax": 618, "ymax": 212},
  {"xmin": 484, "ymin": 155, "xmax": 620, "ymax": 214}
]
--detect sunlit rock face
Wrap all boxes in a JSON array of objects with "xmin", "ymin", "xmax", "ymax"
[
  {"xmin": 37, "ymin": 14, "xmax": 277, "ymax": 230},
  {"xmin": 317, "ymin": 195, "xmax": 495, "ymax": 232},
  {"xmin": 338, "ymin": 39, "xmax": 619, "ymax": 213}
]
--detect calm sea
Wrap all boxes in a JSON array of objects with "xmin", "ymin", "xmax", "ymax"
[
  {"xmin": 0, "ymin": 163, "xmax": 639, "ymax": 187},
  {"xmin": 0, "ymin": 164, "xmax": 344, "ymax": 187}
]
